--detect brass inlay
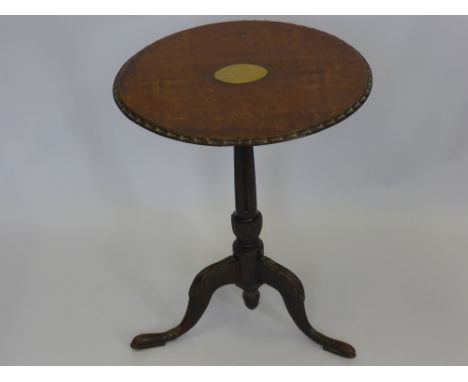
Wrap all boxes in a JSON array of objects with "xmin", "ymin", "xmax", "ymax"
[
  {"xmin": 214, "ymin": 63, "xmax": 268, "ymax": 84},
  {"xmin": 114, "ymin": 65, "xmax": 372, "ymax": 146}
]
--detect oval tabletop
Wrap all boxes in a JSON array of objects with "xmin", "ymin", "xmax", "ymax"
[{"xmin": 113, "ymin": 20, "xmax": 372, "ymax": 146}]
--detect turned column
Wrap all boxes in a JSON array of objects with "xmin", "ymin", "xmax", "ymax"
[{"xmin": 232, "ymin": 146, "xmax": 263, "ymax": 309}]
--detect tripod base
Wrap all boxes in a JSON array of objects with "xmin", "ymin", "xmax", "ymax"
[
  {"xmin": 131, "ymin": 146, "xmax": 355, "ymax": 359},
  {"xmin": 131, "ymin": 255, "xmax": 355, "ymax": 359}
]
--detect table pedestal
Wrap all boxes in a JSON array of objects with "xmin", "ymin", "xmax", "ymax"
[{"xmin": 130, "ymin": 146, "xmax": 355, "ymax": 358}]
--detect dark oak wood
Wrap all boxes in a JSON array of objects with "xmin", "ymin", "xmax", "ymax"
[
  {"xmin": 130, "ymin": 147, "xmax": 356, "ymax": 358},
  {"xmin": 114, "ymin": 21, "xmax": 372, "ymax": 358},
  {"xmin": 114, "ymin": 20, "xmax": 372, "ymax": 146}
]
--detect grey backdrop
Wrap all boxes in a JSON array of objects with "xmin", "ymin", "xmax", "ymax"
[{"xmin": 1, "ymin": 16, "xmax": 468, "ymax": 365}]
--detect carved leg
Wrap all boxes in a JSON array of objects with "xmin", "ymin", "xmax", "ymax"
[
  {"xmin": 131, "ymin": 256, "xmax": 239, "ymax": 349},
  {"xmin": 258, "ymin": 256, "xmax": 356, "ymax": 358}
]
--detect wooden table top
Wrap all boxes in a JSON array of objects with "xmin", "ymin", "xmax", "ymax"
[{"xmin": 113, "ymin": 20, "xmax": 372, "ymax": 146}]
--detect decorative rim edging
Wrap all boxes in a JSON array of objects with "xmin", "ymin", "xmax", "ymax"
[{"xmin": 113, "ymin": 64, "xmax": 373, "ymax": 147}]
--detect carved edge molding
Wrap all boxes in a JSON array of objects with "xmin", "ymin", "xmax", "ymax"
[{"xmin": 113, "ymin": 63, "xmax": 373, "ymax": 147}]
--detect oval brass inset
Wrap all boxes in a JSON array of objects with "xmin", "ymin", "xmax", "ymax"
[{"xmin": 214, "ymin": 63, "xmax": 268, "ymax": 84}]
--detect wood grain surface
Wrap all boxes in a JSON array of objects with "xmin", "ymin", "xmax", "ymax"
[{"xmin": 113, "ymin": 20, "xmax": 372, "ymax": 146}]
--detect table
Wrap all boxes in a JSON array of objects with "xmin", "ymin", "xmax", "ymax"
[{"xmin": 113, "ymin": 20, "xmax": 372, "ymax": 358}]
